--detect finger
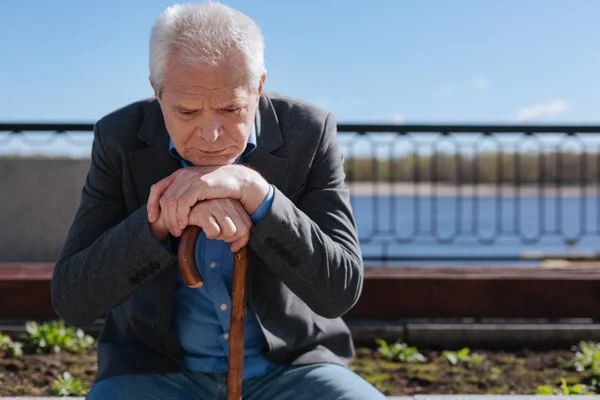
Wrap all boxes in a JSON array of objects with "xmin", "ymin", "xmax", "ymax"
[
  {"xmin": 165, "ymin": 184, "xmax": 183, "ymax": 236},
  {"xmin": 190, "ymin": 206, "xmax": 220, "ymax": 239},
  {"xmin": 230, "ymin": 236, "xmax": 249, "ymax": 253},
  {"xmin": 148, "ymin": 174, "xmax": 176, "ymax": 222},
  {"xmin": 159, "ymin": 192, "xmax": 182, "ymax": 237},
  {"xmin": 159, "ymin": 196, "xmax": 181, "ymax": 237},
  {"xmin": 225, "ymin": 203, "xmax": 251, "ymax": 242},
  {"xmin": 167, "ymin": 195, "xmax": 179, "ymax": 236},
  {"xmin": 230, "ymin": 200, "xmax": 253, "ymax": 232},
  {"xmin": 178, "ymin": 180, "xmax": 207, "ymax": 222},
  {"xmin": 164, "ymin": 220, "xmax": 181, "ymax": 237},
  {"xmin": 220, "ymin": 200, "xmax": 251, "ymax": 247},
  {"xmin": 220, "ymin": 201, "xmax": 251, "ymax": 250},
  {"xmin": 176, "ymin": 182, "xmax": 200, "ymax": 230},
  {"xmin": 221, "ymin": 199, "xmax": 253, "ymax": 241},
  {"xmin": 162, "ymin": 171, "xmax": 196, "ymax": 234},
  {"xmin": 215, "ymin": 215, "xmax": 237, "ymax": 241},
  {"xmin": 203, "ymin": 215, "xmax": 221, "ymax": 239},
  {"xmin": 207, "ymin": 201, "xmax": 237, "ymax": 241}
]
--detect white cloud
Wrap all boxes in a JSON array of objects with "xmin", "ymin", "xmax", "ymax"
[
  {"xmin": 391, "ymin": 113, "xmax": 405, "ymax": 124},
  {"xmin": 515, "ymin": 99, "xmax": 570, "ymax": 122},
  {"xmin": 312, "ymin": 98, "xmax": 329, "ymax": 109},
  {"xmin": 473, "ymin": 77, "xmax": 490, "ymax": 90},
  {"xmin": 434, "ymin": 84, "xmax": 457, "ymax": 98}
]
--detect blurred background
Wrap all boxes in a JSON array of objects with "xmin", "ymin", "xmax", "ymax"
[
  {"xmin": 4, "ymin": 1, "xmax": 600, "ymax": 396},
  {"xmin": 3, "ymin": 0, "xmax": 600, "ymax": 265},
  {"xmin": 2, "ymin": 0, "xmax": 600, "ymax": 339}
]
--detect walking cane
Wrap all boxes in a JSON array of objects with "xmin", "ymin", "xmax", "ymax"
[{"xmin": 178, "ymin": 225, "xmax": 247, "ymax": 400}]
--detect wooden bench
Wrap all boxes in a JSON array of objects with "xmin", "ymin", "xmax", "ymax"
[
  {"xmin": 348, "ymin": 265, "xmax": 600, "ymax": 320},
  {"xmin": 2, "ymin": 263, "xmax": 600, "ymax": 322}
]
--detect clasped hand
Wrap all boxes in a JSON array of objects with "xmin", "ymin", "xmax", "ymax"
[{"xmin": 147, "ymin": 165, "xmax": 269, "ymax": 252}]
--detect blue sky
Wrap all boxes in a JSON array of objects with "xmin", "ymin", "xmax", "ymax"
[{"xmin": 1, "ymin": 0, "xmax": 599, "ymax": 125}]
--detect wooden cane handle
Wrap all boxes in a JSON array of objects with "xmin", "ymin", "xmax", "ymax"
[
  {"xmin": 177, "ymin": 225, "xmax": 248, "ymax": 399},
  {"xmin": 177, "ymin": 225, "xmax": 204, "ymax": 288}
]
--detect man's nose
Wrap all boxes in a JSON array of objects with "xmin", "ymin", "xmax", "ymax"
[{"xmin": 197, "ymin": 120, "xmax": 221, "ymax": 143}]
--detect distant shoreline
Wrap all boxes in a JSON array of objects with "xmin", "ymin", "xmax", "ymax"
[
  {"xmin": 2, "ymin": 155, "xmax": 596, "ymax": 197},
  {"xmin": 347, "ymin": 182, "xmax": 600, "ymax": 197}
]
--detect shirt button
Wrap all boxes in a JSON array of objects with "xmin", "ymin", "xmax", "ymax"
[
  {"xmin": 210, "ymin": 262, "xmax": 217, "ymax": 268},
  {"xmin": 223, "ymin": 333, "xmax": 229, "ymax": 340},
  {"xmin": 221, "ymin": 303, "xmax": 228, "ymax": 311}
]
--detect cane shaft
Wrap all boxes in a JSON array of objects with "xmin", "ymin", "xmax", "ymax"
[
  {"xmin": 227, "ymin": 248, "xmax": 248, "ymax": 400},
  {"xmin": 177, "ymin": 225, "xmax": 247, "ymax": 399}
]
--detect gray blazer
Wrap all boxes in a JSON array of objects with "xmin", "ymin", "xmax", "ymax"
[{"xmin": 51, "ymin": 92, "xmax": 364, "ymax": 382}]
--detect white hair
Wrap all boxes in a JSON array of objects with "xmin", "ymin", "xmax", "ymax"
[{"xmin": 149, "ymin": 1, "xmax": 265, "ymax": 95}]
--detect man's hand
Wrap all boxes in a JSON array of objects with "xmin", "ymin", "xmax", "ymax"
[
  {"xmin": 149, "ymin": 198, "xmax": 252, "ymax": 252},
  {"xmin": 148, "ymin": 203, "xmax": 171, "ymax": 242},
  {"xmin": 147, "ymin": 165, "xmax": 269, "ymax": 239},
  {"xmin": 189, "ymin": 198, "xmax": 252, "ymax": 252}
]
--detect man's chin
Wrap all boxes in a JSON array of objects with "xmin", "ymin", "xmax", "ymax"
[{"xmin": 190, "ymin": 154, "xmax": 237, "ymax": 167}]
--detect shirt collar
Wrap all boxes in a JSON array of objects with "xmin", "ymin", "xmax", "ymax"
[{"xmin": 169, "ymin": 125, "xmax": 257, "ymax": 166}]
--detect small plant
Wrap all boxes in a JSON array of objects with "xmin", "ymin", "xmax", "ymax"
[
  {"xmin": 537, "ymin": 384, "xmax": 555, "ymax": 395},
  {"xmin": 23, "ymin": 321, "xmax": 95, "ymax": 354},
  {"xmin": 376, "ymin": 339, "xmax": 426, "ymax": 363},
  {"xmin": 443, "ymin": 347, "xmax": 484, "ymax": 366},
  {"xmin": 50, "ymin": 372, "xmax": 89, "ymax": 397},
  {"xmin": 0, "ymin": 332, "xmax": 23, "ymax": 357},
  {"xmin": 537, "ymin": 378, "xmax": 593, "ymax": 395},
  {"xmin": 572, "ymin": 341, "xmax": 600, "ymax": 375}
]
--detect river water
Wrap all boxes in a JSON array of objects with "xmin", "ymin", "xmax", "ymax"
[{"xmin": 350, "ymin": 194, "xmax": 600, "ymax": 266}]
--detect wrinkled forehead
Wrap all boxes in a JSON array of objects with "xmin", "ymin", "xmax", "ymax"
[
  {"xmin": 170, "ymin": 89, "xmax": 253, "ymax": 111},
  {"xmin": 164, "ymin": 50, "xmax": 252, "ymax": 89},
  {"xmin": 161, "ymin": 56, "xmax": 255, "ymax": 109}
]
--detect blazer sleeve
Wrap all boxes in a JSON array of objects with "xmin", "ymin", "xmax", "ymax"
[
  {"xmin": 247, "ymin": 113, "xmax": 363, "ymax": 319},
  {"xmin": 51, "ymin": 121, "xmax": 177, "ymax": 328}
]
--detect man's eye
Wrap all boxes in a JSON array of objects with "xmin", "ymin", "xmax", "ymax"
[
  {"xmin": 178, "ymin": 110, "xmax": 195, "ymax": 116},
  {"xmin": 223, "ymin": 108, "xmax": 240, "ymax": 113}
]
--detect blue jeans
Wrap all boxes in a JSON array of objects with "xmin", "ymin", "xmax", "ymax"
[{"xmin": 86, "ymin": 363, "xmax": 386, "ymax": 400}]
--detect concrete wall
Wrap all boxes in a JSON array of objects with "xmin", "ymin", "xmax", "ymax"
[{"xmin": 1, "ymin": 157, "xmax": 90, "ymax": 262}]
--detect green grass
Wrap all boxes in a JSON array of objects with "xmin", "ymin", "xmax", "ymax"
[
  {"xmin": 50, "ymin": 372, "xmax": 90, "ymax": 397},
  {"xmin": 442, "ymin": 347, "xmax": 485, "ymax": 366},
  {"xmin": 376, "ymin": 339, "xmax": 426, "ymax": 363},
  {"xmin": 21, "ymin": 321, "xmax": 95, "ymax": 354},
  {"xmin": 0, "ymin": 332, "xmax": 23, "ymax": 357}
]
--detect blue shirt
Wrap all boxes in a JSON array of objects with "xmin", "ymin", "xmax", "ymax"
[{"xmin": 167, "ymin": 127, "xmax": 275, "ymax": 378}]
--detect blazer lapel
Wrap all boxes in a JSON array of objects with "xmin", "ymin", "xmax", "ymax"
[
  {"xmin": 244, "ymin": 93, "xmax": 289, "ymax": 190},
  {"xmin": 128, "ymin": 101, "xmax": 181, "ymax": 207},
  {"xmin": 243, "ymin": 93, "xmax": 290, "ymax": 303},
  {"xmin": 129, "ymin": 144, "xmax": 181, "ymax": 208}
]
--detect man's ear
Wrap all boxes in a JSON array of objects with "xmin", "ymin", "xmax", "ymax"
[
  {"xmin": 257, "ymin": 73, "xmax": 267, "ymax": 97},
  {"xmin": 150, "ymin": 78, "xmax": 161, "ymax": 100}
]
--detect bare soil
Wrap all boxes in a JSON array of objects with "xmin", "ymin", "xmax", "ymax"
[
  {"xmin": 0, "ymin": 350, "xmax": 96, "ymax": 397},
  {"xmin": 350, "ymin": 347, "xmax": 589, "ymax": 396},
  {"xmin": 0, "ymin": 347, "xmax": 590, "ymax": 397}
]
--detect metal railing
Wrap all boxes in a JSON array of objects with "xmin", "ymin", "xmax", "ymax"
[{"xmin": 3, "ymin": 122, "xmax": 600, "ymax": 264}]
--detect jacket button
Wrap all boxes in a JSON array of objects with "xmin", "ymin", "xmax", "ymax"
[{"xmin": 149, "ymin": 261, "xmax": 160, "ymax": 270}]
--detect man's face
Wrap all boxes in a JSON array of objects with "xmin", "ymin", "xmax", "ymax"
[{"xmin": 153, "ymin": 52, "xmax": 264, "ymax": 166}]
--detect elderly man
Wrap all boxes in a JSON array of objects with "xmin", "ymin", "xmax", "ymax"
[{"xmin": 51, "ymin": 2, "xmax": 385, "ymax": 399}]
